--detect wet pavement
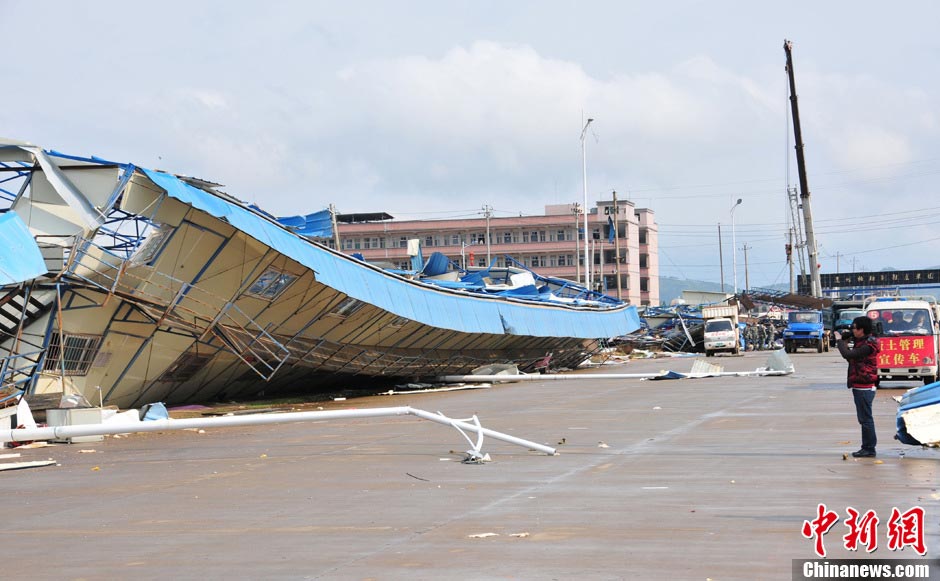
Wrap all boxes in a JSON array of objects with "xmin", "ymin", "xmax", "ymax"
[{"xmin": 2, "ymin": 350, "xmax": 938, "ymax": 580}]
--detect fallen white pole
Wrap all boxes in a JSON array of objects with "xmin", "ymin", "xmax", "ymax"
[
  {"xmin": 1, "ymin": 406, "xmax": 556, "ymax": 456},
  {"xmin": 436, "ymin": 370, "xmax": 791, "ymax": 383}
]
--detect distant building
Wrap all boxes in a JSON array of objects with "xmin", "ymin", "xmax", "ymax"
[{"xmin": 336, "ymin": 199, "xmax": 659, "ymax": 306}]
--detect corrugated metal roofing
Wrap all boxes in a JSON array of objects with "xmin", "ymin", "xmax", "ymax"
[{"xmin": 142, "ymin": 169, "xmax": 640, "ymax": 339}]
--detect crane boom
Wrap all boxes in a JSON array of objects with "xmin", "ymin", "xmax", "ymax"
[{"xmin": 784, "ymin": 39, "xmax": 823, "ymax": 298}]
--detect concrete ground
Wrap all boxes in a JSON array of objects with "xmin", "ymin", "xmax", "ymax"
[{"xmin": 2, "ymin": 349, "xmax": 938, "ymax": 580}]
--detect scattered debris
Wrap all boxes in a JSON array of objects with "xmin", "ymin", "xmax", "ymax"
[
  {"xmin": 467, "ymin": 532, "xmax": 499, "ymax": 539},
  {"xmin": 509, "ymin": 532, "xmax": 530, "ymax": 538},
  {"xmin": 406, "ymin": 472, "xmax": 430, "ymax": 482},
  {"xmin": 78, "ymin": 449, "xmax": 97, "ymax": 454},
  {"xmin": 597, "ymin": 442, "xmax": 609, "ymax": 448}
]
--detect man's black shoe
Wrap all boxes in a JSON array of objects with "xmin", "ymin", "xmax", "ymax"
[{"xmin": 851, "ymin": 449, "xmax": 876, "ymax": 458}]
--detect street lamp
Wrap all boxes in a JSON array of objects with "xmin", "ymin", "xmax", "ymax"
[
  {"xmin": 731, "ymin": 198, "xmax": 742, "ymax": 294},
  {"xmin": 580, "ymin": 118, "xmax": 594, "ymax": 288}
]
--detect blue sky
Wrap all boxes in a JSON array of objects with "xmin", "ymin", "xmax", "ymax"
[{"xmin": 4, "ymin": 0, "xmax": 938, "ymax": 288}]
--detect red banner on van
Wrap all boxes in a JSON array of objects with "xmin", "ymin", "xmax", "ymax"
[{"xmin": 876, "ymin": 336, "xmax": 936, "ymax": 367}]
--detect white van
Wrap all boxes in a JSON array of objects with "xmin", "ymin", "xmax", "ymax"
[{"xmin": 863, "ymin": 296, "xmax": 940, "ymax": 385}]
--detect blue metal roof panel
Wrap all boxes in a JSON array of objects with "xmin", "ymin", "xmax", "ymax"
[
  {"xmin": 0, "ymin": 210, "xmax": 48, "ymax": 285},
  {"xmin": 141, "ymin": 169, "xmax": 640, "ymax": 339}
]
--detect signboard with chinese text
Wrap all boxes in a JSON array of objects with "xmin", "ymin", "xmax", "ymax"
[
  {"xmin": 876, "ymin": 335, "xmax": 936, "ymax": 368},
  {"xmin": 800, "ymin": 269, "xmax": 940, "ymax": 294}
]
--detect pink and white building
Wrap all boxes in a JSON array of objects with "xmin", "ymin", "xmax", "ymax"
[{"xmin": 336, "ymin": 199, "xmax": 659, "ymax": 306}]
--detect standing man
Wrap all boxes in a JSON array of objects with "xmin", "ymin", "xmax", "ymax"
[{"xmin": 834, "ymin": 316, "xmax": 881, "ymax": 458}]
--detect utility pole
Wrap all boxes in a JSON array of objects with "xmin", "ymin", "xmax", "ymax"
[
  {"xmin": 784, "ymin": 40, "xmax": 822, "ymax": 297},
  {"xmin": 835, "ymin": 251, "xmax": 841, "ymax": 274},
  {"xmin": 613, "ymin": 190, "xmax": 622, "ymax": 300},
  {"xmin": 718, "ymin": 223, "xmax": 725, "ymax": 293},
  {"xmin": 742, "ymin": 243, "xmax": 752, "ymax": 292},
  {"xmin": 573, "ymin": 203, "xmax": 582, "ymax": 284},
  {"xmin": 482, "ymin": 204, "xmax": 493, "ymax": 265},
  {"xmin": 580, "ymin": 118, "xmax": 594, "ymax": 287},
  {"xmin": 329, "ymin": 203, "xmax": 341, "ymax": 251}
]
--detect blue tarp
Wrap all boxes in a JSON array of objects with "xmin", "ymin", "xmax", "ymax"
[
  {"xmin": 0, "ymin": 211, "xmax": 47, "ymax": 284},
  {"xmin": 141, "ymin": 169, "xmax": 641, "ymax": 339}
]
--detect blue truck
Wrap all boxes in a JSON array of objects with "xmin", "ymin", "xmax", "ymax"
[{"xmin": 783, "ymin": 310, "xmax": 830, "ymax": 353}]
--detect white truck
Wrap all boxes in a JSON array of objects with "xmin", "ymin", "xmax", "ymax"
[
  {"xmin": 863, "ymin": 296, "xmax": 940, "ymax": 385},
  {"xmin": 702, "ymin": 305, "xmax": 741, "ymax": 356}
]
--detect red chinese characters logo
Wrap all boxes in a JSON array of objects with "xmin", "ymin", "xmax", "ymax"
[
  {"xmin": 802, "ymin": 504, "xmax": 839, "ymax": 557},
  {"xmin": 802, "ymin": 504, "xmax": 926, "ymax": 557},
  {"xmin": 843, "ymin": 507, "xmax": 879, "ymax": 553},
  {"xmin": 887, "ymin": 506, "xmax": 926, "ymax": 555}
]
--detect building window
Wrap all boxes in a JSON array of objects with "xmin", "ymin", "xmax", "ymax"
[
  {"xmin": 247, "ymin": 268, "xmax": 297, "ymax": 300},
  {"xmin": 331, "ymin": 297, "xmax": 364, "ymax": 317},
  {"xmin": 538, "ymin": 231, "xmax": 546, "ymax": 242},
  {"xmin": 522, "ymin": 232, "xmax": 530, "ymax": 243},
  {"xmin": 557, "ymin": 230, "xmax": 566, "ymax": 242},
  {"xmin": 43, "ymin": 333, "xmax": 103, "ymax": 376},
  {"xmin": 503, "ymin": 232, "xmax": 512, "ymax": 244},
  {"xmin": 451, "ymin": 234, "xmax": 460, "ymax": 245},
  {"xmin": 639, "ymin": 228, "xmax": 648, "ymax": 244},
  {"xmin": 131, "ymin": 224, "xmax": 172, "ymax": 265},
  {"xmin": 399, "ymin": 237, "xmax": 408, "ymax": 248},
  {"xmin": 639, "ymin": 254, "xmax": 648, "ymax": 268},
  {"xmin": 640, "ymin": 277, "xmax": 649, "ymax": 292},
  {"xmin": 343, "ymin": 239, "xmax": 355, "ymax": 250},
  {"xmin": 425, "ymin": 236, "xmax": 434, "ymax": 247}
]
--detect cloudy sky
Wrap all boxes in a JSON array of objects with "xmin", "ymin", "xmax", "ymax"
[{"xmin": 4, "ymin": 1, "xmax": 939, "ymax": 288}]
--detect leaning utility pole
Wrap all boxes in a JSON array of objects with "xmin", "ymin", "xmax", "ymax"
[{"xmin": 784, "ymin": 39, "xmax": 822, "ymax": 297}]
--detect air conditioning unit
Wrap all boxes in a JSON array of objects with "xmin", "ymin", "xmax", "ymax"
[{"xmin": 46, "ymin": 408, "xmax": 104, "ymax": 443}]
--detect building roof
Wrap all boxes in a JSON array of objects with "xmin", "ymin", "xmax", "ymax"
[{"xmin": 336, "ymin": 212, "xmax": 394, "ymax": 223}]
